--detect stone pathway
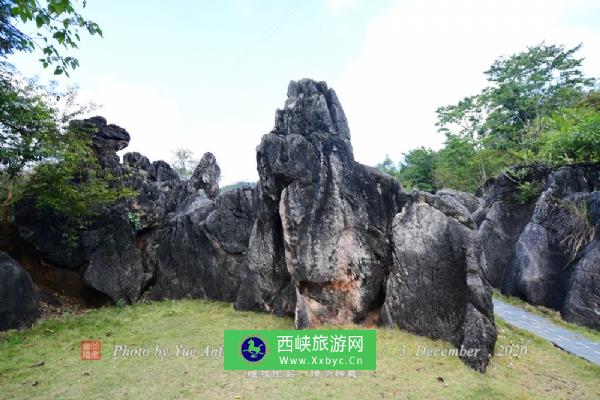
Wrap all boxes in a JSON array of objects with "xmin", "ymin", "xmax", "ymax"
[{"xmin": 493, "ymin": 299, "xmax": 600, "ymax": 366}]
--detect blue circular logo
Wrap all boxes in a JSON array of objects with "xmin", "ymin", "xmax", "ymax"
[{"xmin": 241, "ymin": 336, "xmax": 266, "ymax": 362}]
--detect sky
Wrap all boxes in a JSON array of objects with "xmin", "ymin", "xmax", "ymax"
[{"xmin": 7, "ymin": 0, "xmax": 600, "ymax": 184}]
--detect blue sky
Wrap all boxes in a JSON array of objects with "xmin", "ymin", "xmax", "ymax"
[{"xmin": 8, "ymin": 0, "xmax": 600, "ymax": 184}]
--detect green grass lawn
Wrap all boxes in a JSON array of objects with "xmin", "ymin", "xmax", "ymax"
[
  {"xmin": 493, "ymin": 290, "xmax": 600, "ymax": 343},
  {"xmin": 1, "ymin": 299, "xmax": 599, "ymax": 400}
]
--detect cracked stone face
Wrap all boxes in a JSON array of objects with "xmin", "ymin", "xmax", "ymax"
[
  {"xmin": 381, "ymin": 194, "xmax": 496, "ymax": 372},
  {"xmin": 235, "ymin": 79, "xmax": 496, "ymax": 372}
]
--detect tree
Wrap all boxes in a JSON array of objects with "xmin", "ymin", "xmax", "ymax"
[
  {"xmin": 377, "ymin": 155, "xmax": 400, "ymax": 179},
  {"xmin": 0, "ymin": 64, "xmax": 129, "ymax": 242},
  {"xmin": 521, "ymin": 101, "xmax": 600, "ymax": 165},
  {"xmin": 382, "ymin": 43, "xmax": 598, "ymax": 194},
  {"xmin": 0, "ymin": 0, "xmax": 102, "ymax": 75},
  {"xmin": 378, "ymin": 148, "xmax": 438, "ymax": 193},
  {"xmin": 436, "ymin": 44, "xmax": 596, "ymax": 149},
  {"xmin": 432, "ymin": 135, "xmax": 480, "ymax": 193},
  {"xmin": 0, "ymin": 0, "xmax": 29, "ymax": 55},
  {"xmin": 171, "ymin": 148, "xmax": 198, "ymax": 178},
  {"xmin": 0, "ymin": 1, "xmax": 112, "ymax": 249}
]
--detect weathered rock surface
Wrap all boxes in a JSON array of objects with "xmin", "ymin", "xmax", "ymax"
[
  {"xmin": 474, "ymin": 166, "xmax": 549, "ymax": 287},
  {"xmin": 0, "ymin": 251, "xmax": 40, "ymax": 330},
  {"xmin": 235, "ymin": 79, "xmax": 496, "ymax": 371},
  {"xmin": 142, "ymin": 185, "xmax": 256, "ymax": 301},
  {"xmin": 81, "ymin": 202, "xmax": 150, "ymax": 303},
  {"xmin": 236, "ymin": 79, "xmax": 406, "ymax": 328},
  {"xmin": 9, "ymin": 82, "xmax": 502, "ymax": 372},
  {"xmin": 381, "ymin": 192, "xmax": 496, "ymax": 372},
  {"xmin": 477, "ymin": 164, "xmax": 600, "ymax": 329},
  {"xmin": 188, "ymin": 152, "xmax": 221, "ymax": 199},
  {"xmin": 14, "ymin": 116, "xmax": 255, "ymax": 305},
  {"xmin": 437, "ymin": 189, "xmax": 482, "ymax": 214}
]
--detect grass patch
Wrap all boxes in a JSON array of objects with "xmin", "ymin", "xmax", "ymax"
[
  {"xmin": 0, "ymin": 299, "xmax": 598, "ymax": 399},
  {"xmin": 494, "ymin": 290, "xmax": 600, "ymax": 343}
]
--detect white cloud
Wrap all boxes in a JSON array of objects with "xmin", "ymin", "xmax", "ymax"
[{"xmin": 334, "ymin": 0, "xmax": 600, "ymax": 168}]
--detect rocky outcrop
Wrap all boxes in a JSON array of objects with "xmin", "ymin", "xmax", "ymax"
[
  {"xmin": 142, "ymin": 185, "xmax": 256, "ymax": 301},
  {"xmin": 0, "ymin": 252, "xmax": 40, "ymax": 330},
  {"xmin": 81, "ymin": 201, "xmax": 150, "ymax": 303},
  {"xmin": 74, "ymin": 116, "xmax": 130, "ymax": 172},
  {"xmin": 474, "ymin": 166, "xmax": 549, "ymax": 287},
  {"xmin": 477, "ymin": 164, "xmax": 600, "ymax": 329},
  {"xmin": 14, "ymin": 116, "xmax": 256, "ymax": 305},
  {"xmin": 381, "ymin": 191, "xmax": 496, "ymax": 372},
  {"xmin": 235, "ymin": 79, "xmax": 495, "ymax": 371},
  {"xmin": 236, "ymin": 79, "xmax": 406, "ymax": 328},
  {"xmin": 188, "ymin": 152, "xmax": 221, "ymax": 199},
  {"xmin": 9, "ymin": 81, "xmax": 499, "ymax": 372}
]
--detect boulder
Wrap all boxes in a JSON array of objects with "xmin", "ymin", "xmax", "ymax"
[
  {"xmin": 142, "ymin": 186, "xmax": 256, "ymax": 302},
  {"xmin": 562, "ymin": 240, "xmax": 600, "ymax": 329},
  {"xmin": 0, "ymin": 252, "xmax": 40, "ymax": 331},
  {"xmin": 436, "ymin": 189, "xmax": 482, "ymax": 214},
  {"xmin": 381, "ymin": 192, "xmax": 496, "ymax": 372},
  {"xmin": 475, "ymin": 166, "xmax": 548, "ymax": 287},
  {"xmin": 81, "ymin": 202, "xmax": 150, "ymax": 304},
  {"xmin": 13, "ymin": 117, "xmax": 242, "ymax": 304},
  {"xmin": 15, "ymin": 200, "xmax": 87, "ymax": 269},
  {"xmin": 479, "ymin": 164, "xmax": 600, "ymax": 329},
  {"xmin": 71, "ymin": 115, "xmax": 130, "ymax": 172}
]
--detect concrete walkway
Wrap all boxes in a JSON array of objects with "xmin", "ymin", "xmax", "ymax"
[{"xmin": 493, "ymin": 299, "xmax": 600, "ymax": 366}]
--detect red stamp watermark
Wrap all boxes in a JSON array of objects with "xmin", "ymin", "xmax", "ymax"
[{"xmin": 81, "ymin": 340, "xmax": 102, "ymax": 360}]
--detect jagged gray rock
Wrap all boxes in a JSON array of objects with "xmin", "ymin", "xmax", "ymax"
[
  {"xmin": 0, "ymin": 252, "xmax": 40, "ymax": 330},
  {"xmin": 188, "ymin": 152, "xmax": 221, "ymax": 199},
  {"xmin": 436, "ymin": 189, "xmax": 482, "ymax": 214},
  {"xmin": 81, "ymin": 202, "xmax": 150, "ymax": 303},
  {"xmin": 236, "ymin": 79, "xmax": 406, "ymax": 328},
  {"xmin": 235, "ymin": 79, "xmax": 495, "ymax": 372},
  {"xmin": 9, "ymin": 85, "xmax": 503, "ymax": 373},
  {"xmin": 381, "ymin": 192, "xmax": 496, "ymax": 373},
  {"xmin": 475, "ymin": 166, "xmax": 549, "ymax": 287},
  {"xmin": 14, "ymin": 117, "xmax": 256, "ymax": 305},
  {"xmin": 142, "ymin": 185, "xmax": 256, "ymax": 301},
  {"xmin": 478, "ymin": 164, "xmax": 600, "ymax": 330}
]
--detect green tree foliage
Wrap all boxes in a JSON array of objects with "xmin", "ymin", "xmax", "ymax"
[
  {"xmin": 381, "ymin": 43, "xmax": 598, "ymax": 194},
  {"xmin": 378, "ymin": 148, "xmax": 438, "ymax": 193},
  {"xmin": 0, "ymin": 62, "xmax": 59, "ymax": 179},
  {"xmin": 431, "ymin": 135, "xmax": 479, "ymax": 193},
  {"xmin": 1, "ymin": 0, "xmax": 102, "ymax": 75},
  {"xmin": 437, "ymin": 43, "xmax": 596, "ymax": 148},
  {"xmin": 24, "ymin": 121, "xmax": 134, "ymax": 223},
  {"xmin": 521, "ymin": 101, "xmax": 600, "ymax": 165},
  {"xmin": 0, "ymin": 64, "xmax": 130, "ymax": 234},
  {"xmin": 0, "ymin": 0, "xmax": 29, "ymax": 55},
  {"xmin": 0, "ymin": 1, "xmax": 119, "ymax": 242}
]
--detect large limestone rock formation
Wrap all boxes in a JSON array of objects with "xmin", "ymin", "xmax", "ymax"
[
  {"xmin": 188, "ymin": 152, "xmax": 221, "ymax": 199},
  {"xmin": 477, "ymin": 164, "xmax": 600, "ymax": 329},
  {"xmin": 142, "ymin": 184, "xmax": 256, "ymax": 301},
  {"xmin": 381, "ymin": 191, "xmax": 496, "ymax": 372},
  {"xmin": 474, "ymin": 166, "xmax": 549, "ymax": 287},
  {"xmin": 235, "ymin": 79, "xmax": 496, "ymax": 371},
  {"xmin": 236, "ymin": 79, "xmax": 406, "ymax": 327},
  {"xmin": 14, "ymin": 117, "xmax": 257, "ymax": 305},
  {"xmin": 0, "ymin": 252, "xmax": 40, "ymax": 330},
  {"xmin": 9, "ymin": 80, "xmax": 499, "ymax": 372}
]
